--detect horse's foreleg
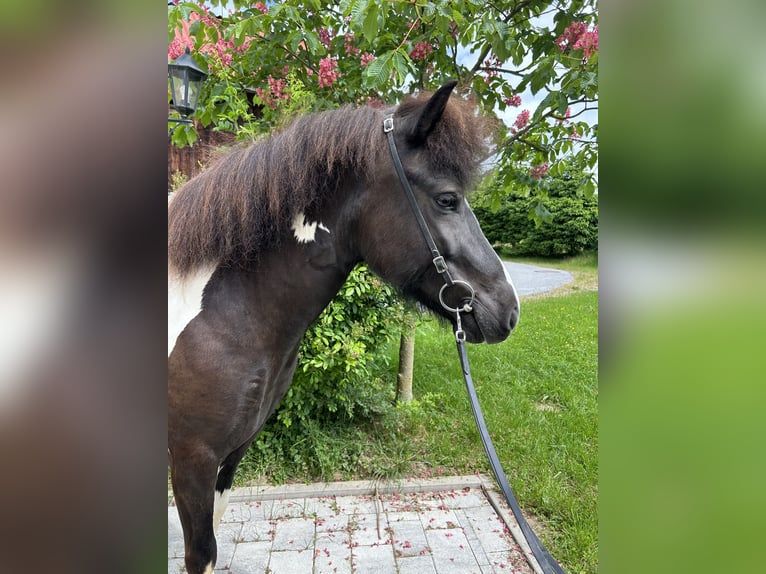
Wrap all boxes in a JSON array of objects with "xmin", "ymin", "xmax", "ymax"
[
  {"xmin": 170, "ymin": 449, "xmax": 219, "ymax": 574},
  {"xmin": 212, "ymin": 441, "xmax": 252, "ymax": 535}
]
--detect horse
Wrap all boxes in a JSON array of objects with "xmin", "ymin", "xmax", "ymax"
[{"xmin": 168, "ymin": 81, "xmax": 520, "ymax": 574}]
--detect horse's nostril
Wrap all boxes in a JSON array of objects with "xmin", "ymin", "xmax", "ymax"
[{"xmin": 509, "ymin": 306, "xmax": 520, "ymax": 331}]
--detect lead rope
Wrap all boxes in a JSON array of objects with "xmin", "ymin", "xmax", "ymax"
[{"xmin": 384, "ymin": 115, "xmax": 567, "ymax": 574}]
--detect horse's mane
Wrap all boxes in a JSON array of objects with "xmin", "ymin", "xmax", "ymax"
[{"xmin": 168, "ymin": 93, "xmax": 492, "ymax": 276}]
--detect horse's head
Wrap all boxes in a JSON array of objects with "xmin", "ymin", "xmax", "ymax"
[{"xmin": 357, "ymin": 82, "xmax": 519, "ymax": 343}]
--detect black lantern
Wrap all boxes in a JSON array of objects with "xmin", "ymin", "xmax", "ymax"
[{"xmin": 168, "ymin": 48, "xmax": 208, "ymax": 121}]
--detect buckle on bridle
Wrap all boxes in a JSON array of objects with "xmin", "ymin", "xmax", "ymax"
[
  {"xmin": 383, "ymin": 116, "xmax": 394, "ymax": 133},
  {"xmin": 433, "ymin": 255, "xmax": 448, "ymax": 274}
]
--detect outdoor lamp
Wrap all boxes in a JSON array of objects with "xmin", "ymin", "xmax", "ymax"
[{"xmin": 168, "ymin": 48, "xmax": 208, "ymax": 122}]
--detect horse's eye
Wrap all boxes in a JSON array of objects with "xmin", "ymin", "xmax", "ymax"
[{"xmin": 435, "ymin": 193, "xmax": 458, "ymax": 210}]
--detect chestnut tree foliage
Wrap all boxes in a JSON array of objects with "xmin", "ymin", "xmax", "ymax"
[{"xmin": 168, "ymin": 0, "xmax": 598, "ymax": 201}]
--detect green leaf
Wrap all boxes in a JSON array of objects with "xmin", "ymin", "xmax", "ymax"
[
  {"xmin": 392, "ymin": 51, "xmax": 410, "ymax": 85},
  {"xmin": 534, "ymin": 201, "xmax": 553, "ymax": 223},
  {"xmin": 363, "ymin": 52, "xmax": 393, "ymax": 88},
  {"xmin": 362, "ymin": 4, "xmax": 379, "ymax": 43},
  {"xmin": 304, "ymin": 30, "xmax": 322, "ymax": 55}
]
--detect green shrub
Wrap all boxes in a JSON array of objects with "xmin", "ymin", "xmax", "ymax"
[
  {"xmin": 473, "ymin": 170, "xmax": 598, "ymax": 258},
  {"xmin": 249, "ymin": 264, "xmax": 403, "ymax": 475}
]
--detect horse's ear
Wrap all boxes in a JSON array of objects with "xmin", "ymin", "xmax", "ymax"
[{"xmin": 410, "ymin": 80, "xmax": 457, "ymax": 145}]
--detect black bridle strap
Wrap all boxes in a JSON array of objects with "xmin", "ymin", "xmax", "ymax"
[
  {"xmin": 383, "ymin": 116, "xmax": 455, "ymax": 286},
  {"xmin": 383, "ymin": 115, "xmax": 567, "ymax": 574}
]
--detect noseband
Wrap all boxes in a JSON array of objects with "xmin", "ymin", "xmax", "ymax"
[
  {"xmin": 382, "ymin": 115, "xmax": 475, "ymax": 341},
  {"xmin": 383, "ymin": 115, "xmax": 567, "ymax": 574}
]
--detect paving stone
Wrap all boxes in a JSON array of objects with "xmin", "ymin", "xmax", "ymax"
[
  {"xmin": 229, "ymin": 541, "xmax": 271, "ymax": 574},
  {"xmin": 334, "ymin": 494, "xmax": 378, "ymax": 515},
  {"xmin": 440, "ymin": 488, "xmax": 486, "ymax": 509},
  {"xmin": 454, "ymin": 509, "xmax": 491, "ymax": 567},
  {"xmin": 348, "ymin": 513, "xmax": 389, "ymax": 546},
  {"xmin": 386, "ymin": 510, "xmax": 422, "ymax": 523},
  {"xmin": 270, "ymin": 498, "xmax": 308, "ymax": 519},
  {"xmin": 304, "ymin": 496, "xmax": 342, "ymax": 519},
  {"xmin": 239, "ymin": 518, "xmax": 273, "ymax": 543},
  {"xmin": 215, "ymin": 521, "xmax": 243, "ymax": 569},
  {"xmin": 313, "ymin": 540, "xmax": 353, "ymax": 574},
  {"xmin": 426, "ymin": 527, "xmax": 483, "ymax": 574},
  {"xmin": 390, "ymin": 519, "xmax": 430, "ymax": 558},
  {"xmin": 267, "ymin": 549, "xmax": 314, "ymax": 574},
  {"xmin": 351, "ymin": 542, "xmax": 397, "ymax": 574},
  {"xmin": 420, "ymin": 506, "xmax": 461, "ymax": 530},
  {"xmin": 463, "ymin": 506, "xmax": 514, "ymax": 555},
  {"xmin": 168, "ymin": 557, "xmax": 185, "ymax": 573},
  {"xmin": 315, "ymin": 524, "xmax": 350, "ymax": 548},
  {"xmin": 223, "ymin": 502, "xmax": 255, "ymax": 523},
  {"xmin": 272, "ymin": 516, "xmax": 316, "ymax": 551},
  {"xmin": 244, "ymin": 499, "xmax": 274, "ymax": 522},
  {"xmin": 397, "ymin": 554, "xmax": 438, "ymax": 574}
]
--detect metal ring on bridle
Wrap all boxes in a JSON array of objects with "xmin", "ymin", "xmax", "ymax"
[{"xmin": 438, "ymin": 280, "xmax": 476, "ymax": 314}]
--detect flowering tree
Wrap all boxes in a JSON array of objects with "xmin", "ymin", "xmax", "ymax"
[{"xmin": 168, "ymin": 0, "xmax": 597, "ymax": 201}]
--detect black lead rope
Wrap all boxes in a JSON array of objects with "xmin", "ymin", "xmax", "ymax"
[
  {"xmin": 384, "ymin": 115, "xmax": 566, "ymax": 574},
  {"xmin": 457, "ymin": 338, "xmax": 567, "ymax": 574}
]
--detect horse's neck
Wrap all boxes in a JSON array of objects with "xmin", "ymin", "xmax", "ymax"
[{"xmin": 208, "ymin": 242, "xmax": 353, "ymax": 352}]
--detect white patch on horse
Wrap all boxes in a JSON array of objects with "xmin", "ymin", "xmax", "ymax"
[
  {"xmin": 465, "ymin": 199, "xmax": 521, "ymax": 312},
  {"xmin": 292, "ymin": 212, "xmax": 329, "ymax": 243},
  {"xmin": 212, "ymin": 488, "xmax": 231, "ymax": 536},
  {"xmin": 168, "ymin": 262, "xmax": 217, "ymax": 357},
  {"xmin": 203, "ymin": 563, "xmax": 214, "ymax": 574}
]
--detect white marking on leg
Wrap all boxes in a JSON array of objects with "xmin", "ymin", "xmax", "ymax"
[
  {"xmin": 212, "ymin": 488, "xmax": 231, "ymax": 536},
  {"xmin": 203, "ymin": 562, "xmax": 214, "ymax": 574},
  {"xmin": 167, "ymin": 262, "xmax": 217, "ymax": 356},
  {"xmin": 318, "ymin": 222, "xmax": 331, "ymax": 234}
]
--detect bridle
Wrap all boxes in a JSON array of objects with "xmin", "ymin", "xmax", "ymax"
[
  {"xmin": 383, "ymin": 114, "xmax": 567, "ymax": 574},
  {"xmin": 382, "ymin": 115, "xmax": 476, "ymax": 342}
]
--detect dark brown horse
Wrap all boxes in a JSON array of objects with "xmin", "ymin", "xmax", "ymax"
[{"xmin": 168, "ymin": 82, "xmax": 519, "ymax": 574}]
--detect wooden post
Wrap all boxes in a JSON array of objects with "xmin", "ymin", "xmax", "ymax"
[{"xmin": 396, "ymin": 304, "xmax": 417, "ymax": 404}]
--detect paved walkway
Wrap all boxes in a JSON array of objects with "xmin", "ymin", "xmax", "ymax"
[
  {"xmin": 503, "ymin": 262, "xmax": 573, "ymax": 297},
  {"xmin": 169, "ymin": 476, "xmax": 540, "ymax": 574}
]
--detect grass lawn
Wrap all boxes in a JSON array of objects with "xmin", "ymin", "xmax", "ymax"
[{"xmin": 236, "ymin": 254, "xmax": 598, "ymax": 573}]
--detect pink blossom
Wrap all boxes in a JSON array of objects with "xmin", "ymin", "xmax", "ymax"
[
  {"xmin": 318, "ymin": 27, "xmax": 333, "ymax": 48},
  {"xmin": 344, "ymin": 33, "xmax": 360, "ymax": 56},
  {"xmin": 318, "ymin": 57, "xmax": 339, "ymax": 88},
  {"xmin": 253, "ymin": 2, "xmax": 268, "ymax": 14},
  {"xmin": 513, "ymin": 109, "xmax": 530, "ymax": 131},
  {"xmin": 256, "ymin": 76, "xmax": 290, "ymax": 110},
  {"xmin": 363, "ymin": 96, "xmax": 385, "ymax": 109},
  {"xmin": 503, "ymin": 94, "xmax": 522, "ymax": 107},
  {"xmin": 360, "ymin": 52, "xmax": 375, "ymax": 68},
  {"xmin": 168, "ymin": 9, "xmax": 248, "ymax": 67},
  {"xmin": 556, "ymin": 22, "xmax": 598, "ymax": 60},
  {"xmin": 530, "ymin": 163, "xmax": 549, "ymax": 180},
  {"xmin": 410, "ymin": 42, "xmax": 434, "ymax": 61}
]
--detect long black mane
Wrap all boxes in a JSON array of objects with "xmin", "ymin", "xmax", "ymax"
[{"xmin": 168, "ymin": 94, "xmax": 491, "ymax": 276}]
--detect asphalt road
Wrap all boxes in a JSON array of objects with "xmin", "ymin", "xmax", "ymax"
[{"xmin": 503, "ymin": 261, "xmax": 574, "ymax": 296}]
